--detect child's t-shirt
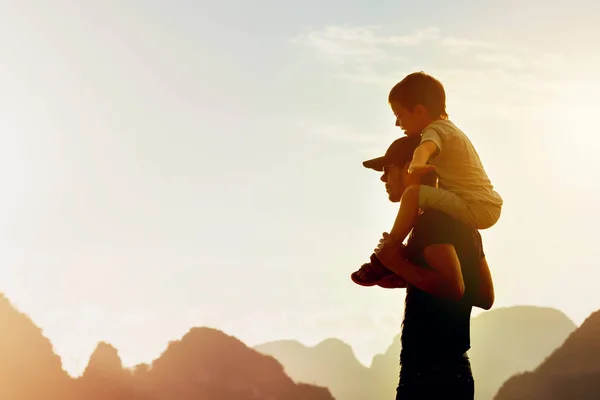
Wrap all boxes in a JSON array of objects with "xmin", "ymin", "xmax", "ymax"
[{"xmin": 421, "ymin": 120, "xmax": 503, "ymax": 206}]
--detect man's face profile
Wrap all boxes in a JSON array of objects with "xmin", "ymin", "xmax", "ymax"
[{"xmin": 381, "ymin": 163, "xmax": 408, "ymax": 202}]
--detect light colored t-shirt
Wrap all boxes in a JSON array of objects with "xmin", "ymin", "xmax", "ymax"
[{"xmin": 420, "ymin": 119, "xmax": 503, "ymax": 207}]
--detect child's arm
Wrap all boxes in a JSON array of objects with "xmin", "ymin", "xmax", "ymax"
[{"xmin": 409, "ymin": 140, "xmax": 439, "ymax": 171}]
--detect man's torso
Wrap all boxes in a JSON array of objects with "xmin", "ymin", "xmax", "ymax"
[{"xmin": 399, "ymin": 209, "xmax": 483, "ymax": 366}]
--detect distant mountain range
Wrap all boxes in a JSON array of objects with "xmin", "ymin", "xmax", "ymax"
[
  {"xmin": 495, "ymin": 309, "xmax": 600, "ymax": 400},
  {"xmin": 3, "ymin": 289, "xmax": 598, "ymax": 400},
  {"xmin": 254, "ymin": 338, "xmax": 370, "ymax": 400},
  {"xmin": 0, "ymin": 293, "xmax": 334, "ymax": 400},
  {"xmin": 255, "ymin": 306, "xmax": 577, "ymax": 400}
]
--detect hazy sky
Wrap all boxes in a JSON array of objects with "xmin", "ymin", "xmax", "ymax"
[{"xmin": 1, "ymin": 0, "xmax": 600, "ymax": 376}]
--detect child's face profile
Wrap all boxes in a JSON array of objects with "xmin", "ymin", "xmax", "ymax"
[{"xmin": 390, "ymin": 101, "xmax": 427, "ymax": 136}]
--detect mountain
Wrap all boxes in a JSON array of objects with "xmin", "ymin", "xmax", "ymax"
[
  {"xmin": 0, "ymin": 294, "xmax": 73, "ymax": 400},
  {"xmin": 255, "ymin": 338, "xmax": 369, "ymax": 400},
  {"xmin": 75, "ymin": 342, "xmax": 150, "ymax": 400},
  {"xmin": 255, "ymin": 306, "xmax": 576, "ymax": 400},
  {"xmin": 469, "ymin": 306, "xmax": 576, "ymax": 400},
  {"xmin": 0, "ymin": 293, "xmax": 334, "ymax": 400},
  {"xmin": 364, "ymin": 306, "xmax": 575, "ymax": 400},
  {"xmin": 368, "ymin": 334, "xmax": 402, "ymax": 399},
  {"xmin": 142, "ymin": 327, "xmax": 335, "ymax": 400},
  {"xmin": 494, "ymin": 309, "xmax": 600, "ymax": 400}
]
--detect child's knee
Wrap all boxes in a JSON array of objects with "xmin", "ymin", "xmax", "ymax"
[
  {"xmin": 400, "ymin": 185, "xmax": 421, "ymax": 206},
  {"xmin": 404, "ymin": 184, "xmax": 421, "ymax": 199}
]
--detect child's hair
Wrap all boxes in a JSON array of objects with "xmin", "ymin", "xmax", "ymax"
[{"xmin": 388, "ymin": 72, "xmax": 448, "ymax": 119}]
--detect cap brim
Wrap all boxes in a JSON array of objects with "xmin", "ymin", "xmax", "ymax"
[{"xmin": 362, "ymin": 156, "xmax": 386, "ymax": 171}]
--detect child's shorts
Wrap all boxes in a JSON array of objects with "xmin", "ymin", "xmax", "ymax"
[{"xmin": 418, "ymin": 185, "xmax": 501, "ymax": 230}]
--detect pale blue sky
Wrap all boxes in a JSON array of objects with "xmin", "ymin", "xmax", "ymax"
[{"xmin": 0, "ymin": 0, "xmax": 600, "ymax": 375}]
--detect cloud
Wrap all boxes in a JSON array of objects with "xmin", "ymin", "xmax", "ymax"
[
  {"xmin": 287, "ymin": 24, "xmax": 600, "ymax": 146},
  {"xmin": 284, "ymin": 118, "xmax": 390, "ymax": 144},
  {"xmin": 309, "ymin": 124, "xmax": 383, "ymax": 144},
  {"xmin": 290, "ymin": 25, "xmax": 568, "ymax": 81},
  {"xmin": 440, "ymin": 37, "xmax": 498, "ymax": 54},
  {"xmin": 290, "ymin": 26, "xmax": 439, "ymax": 64},
  {"xmin": 290, "ymin": 25, "xmax": 580, "ymax": 119},
  {"xmin": 333, "ymin": 65, "xmax": 398, "ymax": 86},
  {"xmin": 291, "ymin": 25, "xmax": 498, "ymax": 63},
  {"xmin": 475, "ymin": 53, "xmax": 525, "ymax": 69},
  {"xmin": 291, "ymin": 26, "xmax": 439, "ymax": 48}
]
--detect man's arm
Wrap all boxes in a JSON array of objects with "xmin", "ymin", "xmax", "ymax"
[
  {"xmin": 376, "ymin": 274, "xmax": 407, "ymax": 289},
  {"xmin": 473, "ymin": 257, "xmax": 495, "ymax": 310},
  {"xmin": 377, "ymin": 243, "xmax": 465, "ymax": 301}
]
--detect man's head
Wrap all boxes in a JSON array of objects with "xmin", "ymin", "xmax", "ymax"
[
  {"xmin": 363, "ymin": 136, "xmax": 436, "ymax": 202},
  {"xmin": 388, "ymin": 72, "xmax": 448, "ymax": 137}
]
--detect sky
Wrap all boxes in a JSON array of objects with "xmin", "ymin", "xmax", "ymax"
[{"xmin": 1, "ymin": 0, "xmax": 600, "ymax": 376}]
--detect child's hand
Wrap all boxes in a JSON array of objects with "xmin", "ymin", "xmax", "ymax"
[{"xmin": 407, "ymin": 164, "xmax": 436, "ymax": 186}]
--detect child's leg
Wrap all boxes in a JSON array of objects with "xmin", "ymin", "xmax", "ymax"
[
  {"xmin": 418, "ymin": 185, "xmax": 501, "ymax": 229},
  {"xmin": 388, "ymin": 184, "xmax": 421, "ymax": 244},
  {"xmin": 350, "ymin": 185, "xmax": 420, "ymax": 288},
  {"xmin": 469, "ymin": 202, "xmax": 502, "ymax": 230}
]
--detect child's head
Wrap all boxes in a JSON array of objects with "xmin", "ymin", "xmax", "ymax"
[{"xmin": 388, "ymin": 72, "xmax": 448, "ymax": 136}]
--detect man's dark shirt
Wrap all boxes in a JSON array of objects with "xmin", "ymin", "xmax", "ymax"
[{"xmin": 400, "ymin": 209, "xmax": 484, "ymax": 366}]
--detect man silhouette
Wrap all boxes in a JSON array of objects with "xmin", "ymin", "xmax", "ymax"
[{"xmin": 361, "ymin": 135, "xmax": 495, "ymax": 399}]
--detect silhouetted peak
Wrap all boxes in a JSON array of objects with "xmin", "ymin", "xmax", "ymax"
[
  {"xmin": 257, "ymin": 338, "xmax": 358, "ymax": 358},
  {"xmin": 533, "ymin": 307, "xmax": 600, "ymax": 376},
  {"xmin": 157, "ymin": 326, "xmax": 253, "ymax": 364},
  {"xmin": 180, "ymin": 326, "xmax": 245, "ymax": 347},
  {"xmin": 314, "ymin": 338, "xmax": 362, "ymax": 362},
  {"xmin": 0, "ymin": 296, "xmax": 334, "ymax": 400},
  {"xmin": 493, "ymin": 309, "xmax": 600, "ymax": 400},
  {"xmin": 316, "ymin": 338, "xmax": 350, "ymax": 350},
  {"xmin": 131, "ymin": 363, "xmax": 151, "ymax": 377},
  {"xmin": 255, "ymin": 339, "xmax": 306, "ymax": 351},
  {"xmin": 0, "ymin": 293, "xmax": 71, "ymax": 399},
  {"xmin": 0, "ymin": 294, "xmax": 64, "ymax": 371},
  {"xmin": 370, "ymin": 334, "xmax": 402, "ymax": 369},
  {"xmin": 152, "ymin": 326, "xmax": 286, "ymax": 378},
  {"xmin": 148, "ymin": 327, "xmax": 334, "ymax": 400},
  {"xmin": 468, "ymin": 306, "xmax": 576, "ymax": 400},
  {"xmin": 257, "ymin": 337, "xmax": 364, "ymax": 370},
  {"xmin": 255, "ymin": 337, "xmax": 370, "ymax": 400},
  {"xmin": 472, "ymin": 306, "xmax": 575, "ymax": 327},
  {"xmin": 82, "ymin": 342, "xmax": 125, "ymax": 379},
  {"xmin": 578, "ymin": 308, "xmax": 600, "ymax": 328}
]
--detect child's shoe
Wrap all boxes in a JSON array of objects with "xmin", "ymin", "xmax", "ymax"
[{"xmin": 351, "ymin": 254, "xmax": 394, "ymax": 286}]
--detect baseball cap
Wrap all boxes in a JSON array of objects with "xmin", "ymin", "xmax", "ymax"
[{"xmin": 362, "ymin": 136, "xmax": 421, "ymax": 171}]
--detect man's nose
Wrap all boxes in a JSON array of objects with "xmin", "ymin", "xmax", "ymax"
[
  {"xmin": 380, "ymin": 173, "xmax": 387, "ymax": 182},
  {"xmin": 395, "ymin": 117, "xmax": 401, "ymax": 127}
]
